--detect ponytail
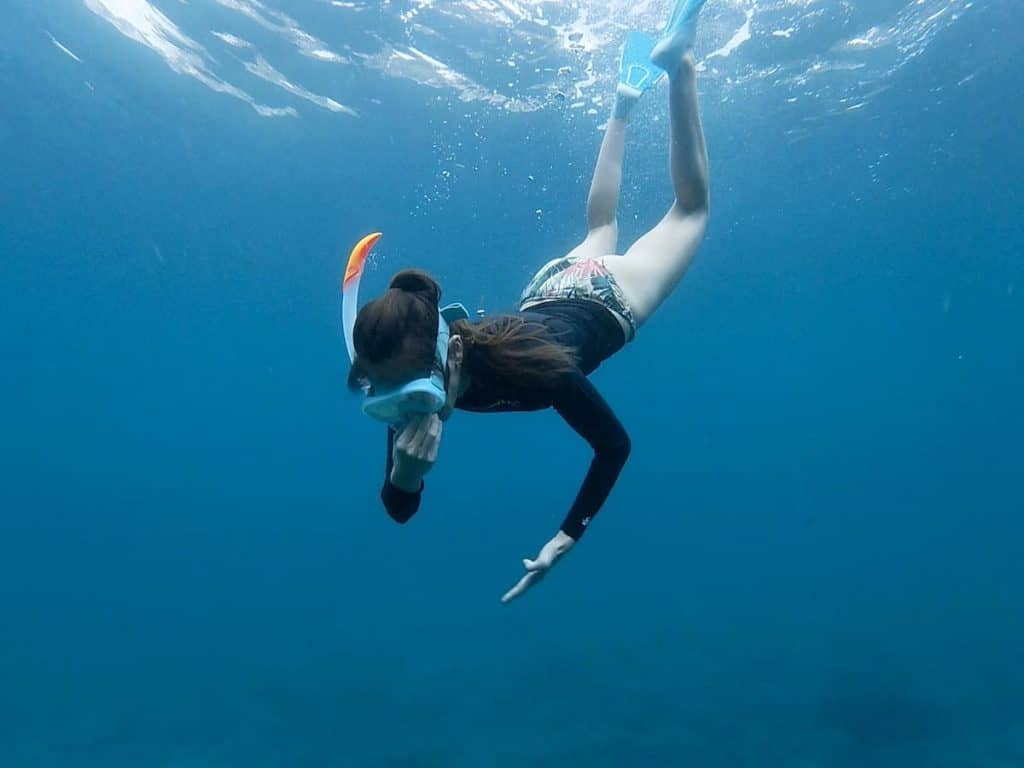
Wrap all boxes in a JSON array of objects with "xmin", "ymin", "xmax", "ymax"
[{"xmin": 452, "ymin": 316, "xmax": 577, "ymax": 391}]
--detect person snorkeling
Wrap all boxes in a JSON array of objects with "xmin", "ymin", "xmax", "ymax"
[{"xmin": 344, "ymin": 0, "xmax": 711, "ymax": 603}]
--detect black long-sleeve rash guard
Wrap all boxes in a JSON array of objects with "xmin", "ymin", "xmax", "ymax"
[{"xmin": 379, "ymin": 298, "xmax": 631, "ymax": 540}]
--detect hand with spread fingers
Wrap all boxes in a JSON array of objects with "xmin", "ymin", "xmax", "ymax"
[{"xmin": 501, "ymin": 530, "xmax": 576, "ymax": 604}]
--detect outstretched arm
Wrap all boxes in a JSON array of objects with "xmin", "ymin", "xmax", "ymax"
[
  {"xmin": 501, "ymin": 371, "xmax": 631, "ymax": 603},
  {"xmin": 552, "ymin": 371, "xmax": 632, "ymax": 539}
]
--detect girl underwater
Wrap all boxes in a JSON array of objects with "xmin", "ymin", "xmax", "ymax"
[{"xmin": 344, "ymin": 0, "xmax": 711, "ymax": 603}]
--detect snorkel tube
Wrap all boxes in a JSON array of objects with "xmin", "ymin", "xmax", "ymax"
[{"xmin": 342, "ymin": 231, "xmax": 382, "ymax": 364}]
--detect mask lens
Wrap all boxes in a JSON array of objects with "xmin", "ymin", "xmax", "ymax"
[{"xmin": 401, "ymin": 391, "xmax": 438, "ymax": 412}]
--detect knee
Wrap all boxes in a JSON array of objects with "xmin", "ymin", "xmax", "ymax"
[
  {"xmin": 676, "ymin": 190, "xmax": 709, "ymax": 217},
  {"xmin": 670, "ymin": 200, "xmax": 709, "ymax": 227},
  {"xmin": 583, "ymin": 222, "xmax": 618, "ymax": 253}
]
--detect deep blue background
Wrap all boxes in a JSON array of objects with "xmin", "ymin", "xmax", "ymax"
[{"xmin": 1, "ymin": 1, "xmax": 1022, "ymax": 766}]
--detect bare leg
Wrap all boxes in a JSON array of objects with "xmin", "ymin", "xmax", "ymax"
[
  {"xmin": 563, "ymin": 113, "xmax": 630, "ymax": 261},
  {"xmin": 602, "ymin": 52, "xmax": 709, "ymax": 327},
  {"xmin": 521, "ymin": 98, "xmax": 638, "ymax": 316}
]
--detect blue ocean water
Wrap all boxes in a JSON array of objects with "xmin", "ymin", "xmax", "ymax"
[{"xmin": 1, "ymin": 0, "xmax": 1021, "ymax": 765}]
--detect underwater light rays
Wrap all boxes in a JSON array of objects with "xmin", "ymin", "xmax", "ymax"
[{"xmin": 82, "ymin": 0, "xmax": 357, "ymax": 118}]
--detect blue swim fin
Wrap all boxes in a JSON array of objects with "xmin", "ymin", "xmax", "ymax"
[
  {"xmin": 651, "ymin": 0, "xmax": 709, "ymax": 71},
  {"xmin": 664, "ymin": 0, "xmax": 709, "ymax": 33},
  {"xmin": 617, "ymin": 30, "xmax": 666, "ymax": 99}
]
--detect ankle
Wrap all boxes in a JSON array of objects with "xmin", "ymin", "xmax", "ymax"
[
  {"xmin": 613, "ymin": 90, "xmax": 638, "ymax": 120},
  {"xmin": 666, "ymin": 52, "xmax": 696, "ymax": 83}
]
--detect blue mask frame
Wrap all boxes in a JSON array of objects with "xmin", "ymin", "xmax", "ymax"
[{"xmin": 360, "ymin": 303, "xmax": 470, "ymax": 426}]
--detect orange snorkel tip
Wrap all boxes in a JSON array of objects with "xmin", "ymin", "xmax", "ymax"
[
  {"xmin": 343, "ymin": 231, "xmax": 382, "ymax": 290},
  {"xmin": 342, "ymin": 232, "xmax": 383, "ymax": 363}
]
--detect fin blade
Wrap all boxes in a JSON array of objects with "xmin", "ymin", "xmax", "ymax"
[{"xmin": 619, "ymin": 31, "xmax": 666, "ymax": 95}]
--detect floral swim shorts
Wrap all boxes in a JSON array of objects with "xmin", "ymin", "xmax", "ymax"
[{"xmin": 519, "ymin": 255, "xmax": 637, "ymax": 342}]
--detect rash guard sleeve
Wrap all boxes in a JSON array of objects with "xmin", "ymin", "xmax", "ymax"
[
  {"xmin": 550, "ymin": 369, "xmax": 631, "ymax": 539},
  {"xmin": 376, "ymin": 364, "xmax": 629, "ymax": 536},
  {"xmin": 380, "ymin": 427, "xmax": 423, "ymax": 524}
]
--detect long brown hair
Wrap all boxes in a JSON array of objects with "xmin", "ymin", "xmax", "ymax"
[{"xmin": 347, "ymin": 269, "xmax": 577, "ymax": 392}]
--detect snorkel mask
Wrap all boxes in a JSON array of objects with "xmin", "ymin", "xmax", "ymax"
[{"xmin": 342, "ymin": 233, "xmax": 470, "ymax": 426}]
